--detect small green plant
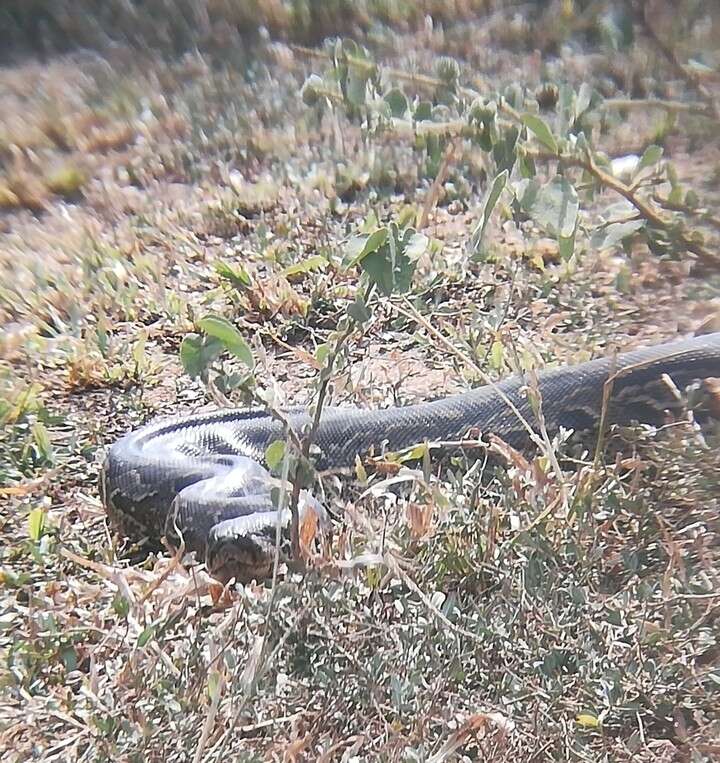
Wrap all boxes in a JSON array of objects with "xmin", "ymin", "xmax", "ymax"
[
  {"xmin": 301, "ymin": 36, "xmax": 720, "ymax": 268},
  {"xmin": 0, "ymin": 381, "xmax": 56, "ymax": 482},
  {"xmin": 180, "ymin": 314, "xmax": 256, "ymax": 398},
  {"xmin": 343, "ymin": 216, "xmax": 431, "ymax": 295}
]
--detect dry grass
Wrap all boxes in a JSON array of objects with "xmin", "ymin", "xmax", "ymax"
[{"xmin": 1, "ymin": 4, "xmax": 720, "ymax": 761}]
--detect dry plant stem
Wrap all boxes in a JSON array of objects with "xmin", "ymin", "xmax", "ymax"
[
  {"xmin": 592, "ymin": 363, "xmax": 618, "ymax": 473},
  {"xmin": 392, "ymin": 301, "xmax": 539, "ymax": 443},
  {"xmin": 287, "ymin": 311, "xmax": 360, "ymax": 559},
  {"xmin": 210, "ymin": 607, "xmax": 309, "ymax": 760},
  {"xmin": 192, "ymin": 666, "xmax": 226, "ymax": 763},
  {"xmin": 588, "ymin": 349, "xmax": 703, "ymax": 497},
  {"xmin": 317, "ymin": 619, "xmax": 390, "ymax": 727},
  {"xmin": 530, "ymin": 149, "xmax": 668, "ymax": 227},
  {"xmin": 481, "ymin": 262, "xmax": 518, "ymax": 366},
  {"xmin": 418, "ymin": 139, "xmax": 459, "ymax": 229},
  {"xmin": 210, "ymin": 445, "xmax": 294, "ymax": 761},
  {"xmin": 390, "ymin": 113, "xmax": 715, "ymax": 267},
  {"xmin": 507, "ymin": 341, "xmax": 569, "ymax": 514},
  {"xmin": 230, "ymin": 431, "xmax": 293, "ymax": 749},
  {"xmin": 271, "ymin": 423, "xmax": 294, "ymax": 587}
]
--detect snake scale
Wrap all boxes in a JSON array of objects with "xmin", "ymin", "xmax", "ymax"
[{"xmin": 101, "ymin": 332, "xmax": 720, "ymax": 582}]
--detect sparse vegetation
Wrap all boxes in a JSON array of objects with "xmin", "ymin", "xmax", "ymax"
[{"xmin": 1, "ymin": 2, "xmax": 720, "ymax": 761}]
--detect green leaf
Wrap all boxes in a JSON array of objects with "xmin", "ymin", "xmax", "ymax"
[
  {"xmin": 112, "ymin": 593, "xmax": 130, "ymax": 618},
  {"xmin": 668, "ymin": 184, "xmax": 684, "ymax": 205},
  {"xmin": 384, "ymin": 88, "xmax": 408, "ymax": 118},
  {"xmin": 198, "ymin": 316, "xmax": 254, "ymax": 369},
  {"xmin": 598, "ymin": 7, "xmax": 634, "ymax": 51},
  {"xmin": 489, "ymin": 340, "xmax": 503, "ymax": 370},
  {"xmin": 638, "ymin": 144, "xmax": 663, "ymax": 172},
  {"xmin": 354, "ymin": 454, "xmax": 367, "ymax": 483},
  {"xmin": 132, "ymin": 330, "xmax": 147, "ymax": 368},
  {"xmin": 301, "ymin": 74, "xmax": 325, "ymax": 107},
  {"xmin": 96, "ymin": 318, "xmax": 109, "ymax": 356},
  {"xmin": 347, "ymin": 299, "xmax": 371, "ymax": 324},
  {"xmin": 403, "ymin": 233, "xmax": 430, "ymax": 261},
  {"xmin": 365, "ymin": 565, "xmax": 382, "ymax": 589},
  {"xmin": 359, "ymin": 210, "xmax": 379, "ymax": 234},
  {"xmin": 345, "ymin": 227, "xmax": 389, "ymax": 267},
  {"xmin": 517, "ymin": 150, "xmax": 536, "ymax": 178},
  {"xmin": 575, "ymin": 83, "xmax": 594, "ymax": 118},
  {"xmin": 282, "ymin": 255, "xmax": 328, "ymax": 278},
  {"xmin": 522, "ymin": 114, "xmax": 558, "ymax": 154},
  {"xmin": 215, "ymin": 261, "xmax": 252, "ymax": 290},
  {"xmin": 60, "ymin": 646, "xmax": 77, "ymax": 672},
  {"xmin": 265, "ymin": 440, "xmax": 286, "ymax": 472},
  {"xmin": 363, "ymin": 253, "xmax": 415, "ymax": 295},
  {"xmin": 492, "ymin": 125, "xmax": 519, "ymax": 174},
  {"xmin": 28, "ymin": 508, "xmax": 45, "ymax": 541},
  {"xmin": 314, "ymin": 343, "xmax": 331, "ymax": 365},
  {"xmin": 396, "ymin": 205, "xmax": 417, "ymax": 228},
  {"xmin": 360, "ymin": 227, "xmax": 417, "ymax": 295},
  {"xmin": 414, "ymin": 101, "xmax": 433, "ymax": 121},
  {"xmin": 207, "ymin": 670, "xmax": 222, "ymax": 701},
  {"xmin": 31, "ymin": 422, "xmax": 53, "ymax": 464},
  {"xmin": 435, "ymin": 56, "xmax": 459, "ymax": 85},
  {"xmin": 469, "ymin": 170, "xmax": 508, "ymax": 257},
  {"xmin": 344, "ymin": 60, "xmax": 372, "ymax": 108},
  {"xmin": 400, "ymin": 443, "xmax": 429, "ymax": 462},
  {"xmin": 180, "ymin": 334, "xmax": 223, "ymax": 378},
  {"xmin": 558, "ymin": 233, "xmax": 575, "ymax": 261},
  {"xmin": 590, "ymin": 219, "xmax": 645, "ymax": 251},
  {"xmin": 527, "ymin": 176, "xmax": 579, "ymax": 238},
  {"xmin": 576, "ymin": 714, "xmax": 601, "ymax": 729},
  {"xmin": 137, "ymin": 625, "xmax": 155, "ymax": 648},
  {"xmin": 180, "ymin": 334, "xmax": 203, "ymax": 378}
]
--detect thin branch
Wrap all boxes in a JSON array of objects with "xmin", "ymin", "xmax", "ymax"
[
  {"xmin": 527, "ymin": 148, "xmax": 720, "ymax": 269},
  {"xmin": 391, "ymin": 299, "xmax": 541, "ymax": 447},
  {"xmin": 604, "ymin": 97, "xmax": 716, "ymax": 120},
  {"xmin": 296, "ymin": 29, "xmax": 717, "ymax": 268},
  {"xmin": 383, "ymin": 98, "xmax": 717, "ymax": 268},
  {"xmin": 651, "ymin": 196, "xmax": 720, "ymax": 232}
]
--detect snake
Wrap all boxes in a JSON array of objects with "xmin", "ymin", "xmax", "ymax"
[{"xmin": 100, "ymin": 331, "xmax": 720, "ymax": 583}]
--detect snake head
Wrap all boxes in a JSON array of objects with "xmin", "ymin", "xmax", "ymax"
[
  {"xmin": 205, "ymin": 495, "xmax": 331, "ymax": 584},
  {"xmin": 206, "ymin": 527, "xmax": 277, "ymax": 584}
]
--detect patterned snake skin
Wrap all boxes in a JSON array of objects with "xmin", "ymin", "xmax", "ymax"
[{"xmin": 101, "ymin": 332, "xmax": 720, "ymax": 582}]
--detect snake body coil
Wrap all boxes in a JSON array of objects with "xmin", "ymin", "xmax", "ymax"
[{"xmin": 101, "ymin": 332, "xmax": 720, "ymax": 582}]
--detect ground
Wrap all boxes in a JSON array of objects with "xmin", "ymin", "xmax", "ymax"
[{"xmin": 1, "ymin": 6, "xmax": 720, "ymax": 762}]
